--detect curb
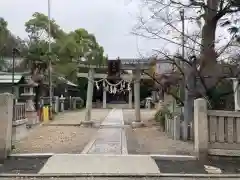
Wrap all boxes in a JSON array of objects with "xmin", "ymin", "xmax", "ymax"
[
  {"xmin": 0, "ymin": 173, "xmax": 240, "ymax": 178},
  {"xmin": 8, "ymin": 153, "xmax": 54, "ymax": 158},
  {"xmin": 151, "ymin": 154, "xmax": 197, "ymax": 161},
  {"xmin": 9, "ymin": 153, "xmax": 197, "ymax": 161},
  {"xmin": 42, "ymin": 123, "xmax": 81, "ymax": 126}
]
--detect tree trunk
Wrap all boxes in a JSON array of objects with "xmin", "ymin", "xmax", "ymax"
[{"xmin": 200, "ymin": 0, "xmax": 220, "ymax": 89}]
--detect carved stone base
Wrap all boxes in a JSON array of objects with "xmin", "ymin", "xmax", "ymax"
[
  {"xmin": 26, "ymin": 111, "xmax": 39, "ymax": 126},
  {"xmin": 131, "ymin": 121, "xmax": 144, "ymax": 128},
  {"xmin": 81, "ymin": 120, "xmax": 95, "ymax": 127},
  {"xmin": 12, "ymin": 119, "xmax": 28, "ymax": 142}
]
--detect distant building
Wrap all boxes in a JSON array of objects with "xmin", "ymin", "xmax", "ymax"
[{"xmin": 154, "ymin": 59, "xmax": 174, "ymax": 75}]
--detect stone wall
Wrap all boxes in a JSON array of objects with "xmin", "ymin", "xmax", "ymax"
[{"xmin": 0, "ymin": 93, "xmax": 13, "ymax": 161}]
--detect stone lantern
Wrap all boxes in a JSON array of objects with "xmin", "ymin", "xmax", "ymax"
[{"xmin": 21, "ymin": 76, "xmax": 39, "ymax": 126}]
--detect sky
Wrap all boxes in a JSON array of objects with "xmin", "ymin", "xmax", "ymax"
[
  {"xmin": 0, "ymin": 0, "xmax": 231, "ymax": 60},
  {"xmin": 0, "ymin": 0, "xmax": 158, "ymax": 59}
]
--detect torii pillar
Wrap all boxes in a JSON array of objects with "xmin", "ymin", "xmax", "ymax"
[
  {"xmin": 82, "ymin": 68, "xmax": 95, "ymax": 126},
  {"xmin": 128, "ymin": 89, "xmax": 133, "ymax": 108},
  {"xmin": 132, "ymin": 66, "xmax": 143, "ymax": 127},
  {"xmin": 103, "ymin": 80, "xmax": 107, "ymax": 108}
]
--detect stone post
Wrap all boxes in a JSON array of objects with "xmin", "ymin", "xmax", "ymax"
[
  {"xmin": 233, "ymin": 79, "xmax": 240, "ymax": 111},
  {"xmin": 73, "ymin": 98, "xmax": 77, "ymax": 109},
  {"xmin": 69, "ymin": 96, "xmax": 72, "ymax": 110},
  {"xmin": 128, "ymin": 89, "xmax": 132, "ymax": 109},
  {"xmin": 0, "ymin": 93, "xmax": 13, "ymax": 162},
  {"xmin": 103, "ymin": 80, "xmax": 107, "ymax": 108},
  {"xmin": 194, "ymin": 98, "xmax": 208, "ymax": 160},
  {"xmin": 83, "ymin": 68, "xmax": 95, "ymax": 126},
  {"xmin": 59, "ymin": 95, "xmax": 65, "ymax": 112},
  {"xmin": 54, "ymin": 96, "xmax": 59, "ymax": 113},
  {"xmin": 132, "ymin": 67, "xmax": 142, "ymax": 127}
]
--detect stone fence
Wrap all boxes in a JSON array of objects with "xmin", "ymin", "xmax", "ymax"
[
  {"xmin": 13, "ymin": 103, "xmax": 26, "ymax": 121},
  {"xmin": 12, "ymin": 102, "xmax": 28, "ymax": 142},
  {"xmin": 0, "ymin": 93, "xmax": 13, "ymax": 161},
  {"xmin": 194, "ymin": 98, "xmax": 240, "ymax": 159},
  {"xmin": 41, "ymin": 96, "xmax": 84, "ymax": 113}
]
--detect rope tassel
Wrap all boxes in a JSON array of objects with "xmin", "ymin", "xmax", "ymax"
[{"xmin": 95, "ymin": 82, "xmax": 100, "ymax": 90}]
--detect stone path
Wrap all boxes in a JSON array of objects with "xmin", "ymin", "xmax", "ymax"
[{"xmin": 81, "ymin": 109, "xmax": 127, "ymax": 154}]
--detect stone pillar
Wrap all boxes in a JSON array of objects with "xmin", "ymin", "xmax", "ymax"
[
  {"xmin": 132, "ymin": 67, "xmax": 142, "ymax": 127},
  {"xmin": 0, "ymin": 93, "xmax": 13, "ymax": 162},
  {"xmin": 233, "ymin": 79, "xmax": 240, "ymax": 111},
  {"xmin": 73, "ymin": 98, "xmax": 77, "ymax": 109},
  {"xmin": 54, "ymin": 96, "xmax": 59, "ymax": 113},
  {"xmin": 83, "ymin": 68, "xmax": 95, "ymax": 126},
  {"xmin": 69, "ymin": 96, "xmax": 72, "ymax": 110},
  {"xmin": 194, "ymin": 98, "xmax": 208, "ymax": 160},
  {"xmin": 128, "ymin": 89, "xmax": 132, "ymax": 109},
  {"xmin": 59, "ymin": 95, "xmax": 65, "ymax": 112},
  {"xmin": 103, "ymin": 80, "xmax": 107, "ymax": 108}
]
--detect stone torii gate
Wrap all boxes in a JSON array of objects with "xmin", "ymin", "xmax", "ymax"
[{"xmin": 77, "ymin": 58, "xmax": 152, "ymax": 127}]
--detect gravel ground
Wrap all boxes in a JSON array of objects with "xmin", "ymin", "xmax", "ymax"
[
  {"xmin": 123, "ymin": 109, "xmax": 194, "ymax": 155},
  {"xmin": 12, "ymin": 126, "xmax": 97, "ymax": 153},
  {"xmin": 49, "ymin": 109, "xmax": 110, "ymax": 125},
  {"xmin": 12, "ymin": 109, "xmax": 110, "ymax": 154}
]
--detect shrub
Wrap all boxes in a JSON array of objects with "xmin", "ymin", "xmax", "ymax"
[{"xmin": 154, "ymin": 106, "xmax": 172, "ymax": 129}]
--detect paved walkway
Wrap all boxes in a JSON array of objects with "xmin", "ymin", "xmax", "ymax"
[{"xmin": 81, "ymin": 109, "xmax": 127, "ymax": 154}]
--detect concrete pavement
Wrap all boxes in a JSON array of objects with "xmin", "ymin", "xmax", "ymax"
[
  {"xmin": 37, "ymin": 109, "xmax": 160, "ymax": 175},
  {"xmin": 81, "ymin": 109, "xmax": 127, "ymax": 154},
  {"xmin": 8, "ymin": 108, "xmax": 240, "ymax": 177},
  {"xmin": 39, "ymin": 154, "xmax": 160, "ymax": 175}
]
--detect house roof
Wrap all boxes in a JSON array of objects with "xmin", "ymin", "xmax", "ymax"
[{"xmin": 0, "ymin": 72, "xmax": 24, "ymax": 83}]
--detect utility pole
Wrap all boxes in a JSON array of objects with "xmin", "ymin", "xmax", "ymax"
[
  {"xmin": 48, "ymin": 0, "xmax": 53, "ymax": 119},
  {"xmin": 178, "ymin": 9, "xmax": 185, "ymax": 104},
  {"xmin": 180, "ymin": 9, "xmax": 188, "ymax": 141},
  {"xmin": 180, "ymin": 9, "xmax": 195, "ymax": 141}
]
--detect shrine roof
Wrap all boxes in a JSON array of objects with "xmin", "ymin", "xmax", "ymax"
[{"xmin": 57, "ymin": 76, "xmax": 78, "ymax": 87}]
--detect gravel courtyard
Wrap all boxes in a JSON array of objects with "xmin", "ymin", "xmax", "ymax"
[
  {"xmin": 12, "ymin": 108, "xmax": 193, "ymax": 155},
  {"xmin": 12, "ymin": 109, "xmax": 110, "ymax": 154},
  {"xmin": 123, "ymin": 109, "xmax": 194, "ymax": 155}
]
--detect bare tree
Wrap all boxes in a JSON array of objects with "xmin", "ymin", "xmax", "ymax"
[{"xmin": 133, "ymin": 0, "xmax": 240, "ymax": 140}]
